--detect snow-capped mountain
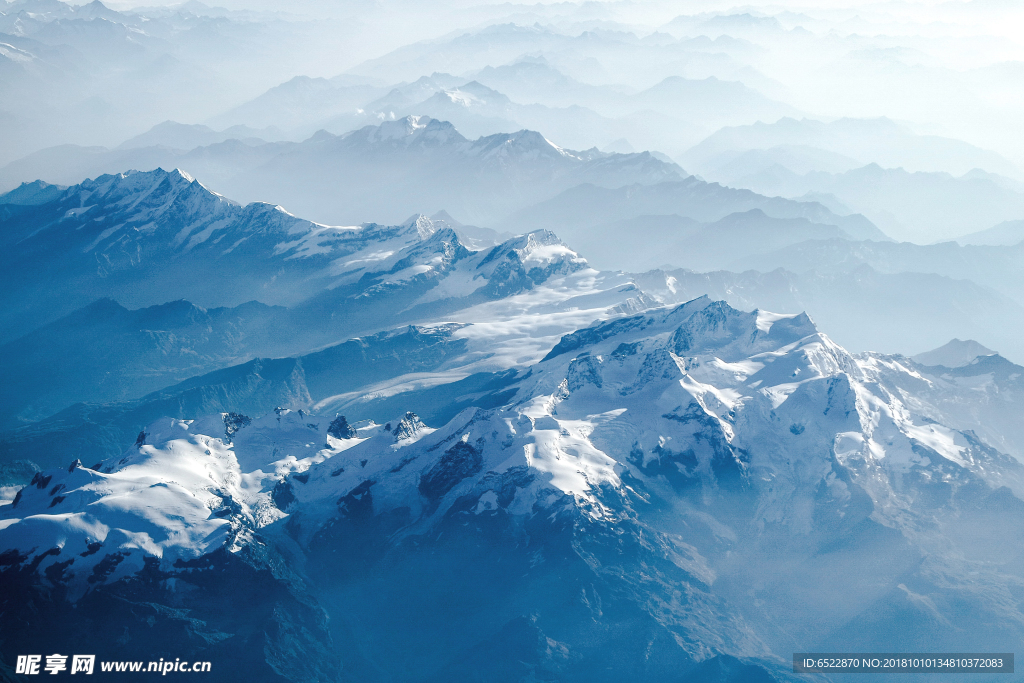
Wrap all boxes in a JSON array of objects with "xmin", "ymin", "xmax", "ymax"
[
  {"xmin": 0, "ymin": 410, "xmax": 344, "ymax": 681},
  {"xmin": 214, "ymin": 115, "xmax": 686, "ymax": 226},
  {"xmin": 346, "ymin": 24, "xmax": 797, "ymax": 138},
  {"xmin": 0, "ymin": 166, "xmax": 619, "ymax": 341},
  {"xmin": 6, "ymin": 2, "xmax": 1024, "ymax": 681},
  {"xmin": 0, "ymin": 168, "xmax": 342, "ymax": 339},
  {"xmin": 0, "ymin": 174, "xmax": 662, "ymax": 470},
  {"xmin": 0, "ymin": 116, "xmax": 686, "ymax": 226},
  {"xmin": 0, "ymin": 228, "xmax": 649, "ymax": 473},
  {"xmin": 893, "ymin": 345, "xmax": 1024, "ymax": 460},
  {"xmin": 208, "ymin": 55, "xmax": 794, "ymax": 162},
  {"xmin": 632, "ymin": 266, "xmax": 1024, "ymax": 363},
  {"xmin": 6, "ymin": 165, "xmax": 1020, "ymax": 472},
  {"xmin": 4, "ymin": 296, "xmax": 1024, "ymax": 681}
]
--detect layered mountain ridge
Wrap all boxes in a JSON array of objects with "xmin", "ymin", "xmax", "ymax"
[
  {"xmin": 0, "ymin": 114, "xmax": 881, "ymax": 236},
  {"xmin": 0, "ymin": 165, "xmax": 597, "ymax": 341},
  {"xmin": 4, "ymin": 4, "xmax": 1024, "ymax": 682},
  {"xmin": 2, "ymin": 165, "xmax": 1019, "ymax": 471},
  {"xmin": 4, "ymin": 296, "xmax": 1024, "ymax": 681}
]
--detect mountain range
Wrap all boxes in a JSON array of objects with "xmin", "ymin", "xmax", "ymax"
[
  {"xmin": 222, "ymin": 68, "xmax": 796, "ymax": 158},
  {"xmin": 727, "ymin": 237, "xmax": 1024, "ymax": 312},
  {"xmin": 0, "ymin": 0, "xmax": 334, "ymax": 165},
  {"xmin": 705, "ymin": 162, "xmax": 1024, "ymax": 243},
  {"xmin": 3, "ymin": 166, "xmax": 1021, "ymax": 445},
  {"xmin": 0, "ymin": 117, "xmax": 686, "ymax": 225},
  {"xmin": 0, "ymin": 116, "xmax": 886, "ymax": 248},
  {"xmin": 1, "ymin": 145, "xmax": 1023, "ymax": 682},
  {"xmin": 683, "ymin": 117, "xmax": 1019, "ymax": 179},
  {"xmin": 3, "ymin": 293, "xmax": 1024, "ymax": 681},
  {"xmin": 500, "ymin": 182, "xmax": 886, "ymax": 268},
  {"xmin": 5, "ymin": 3, "xmax": 1024, "ymax": 681}
]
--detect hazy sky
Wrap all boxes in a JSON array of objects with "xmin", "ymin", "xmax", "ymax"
[{"xmin": 11, "ymin": 0, "xmax": 1024, "ymax": 167}]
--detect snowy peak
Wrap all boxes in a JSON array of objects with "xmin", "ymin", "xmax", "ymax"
[
  {"xmin": 4, "ymin": 291, "xmax": 1024, "ymax": 679},
  {"xmin": 669, "ymin": 300, "xmax": 820, "ymax": 361},
  {"xmin": 0, "ymin": 167, "xmax": 658, "ymax": 349},
  {"xmin": 315, "ymin": 219, "xmax": 470, "ymax": 292},
  {"xmin": 300, "ymin": 223, "xmax": 601, "ymax": 326},
  {"xmin": 3, "ymin": 419, "xmax": 249, "ymax": 596},
  {"xmin": 471, "ymin": 128, "xmax": 571, "ymax": 161},
  {"xmin": 56, "ymin": 167, "xmax": 191, "ymax": 215},
  {"xmin": 381, "ymin": 224, "xmax": 470, "ymax": 279},
  {"xmin": 545, "ymin": 297, "xmax": 822, "ymax": 364},
  {"xmin": 335, "ymin": 116, "xmax": 682, "ymax": 180},
  {"xmin": 481, "ymin": 229, "xmax": 586, "ymax": 274},
  {"xmin": 2, "ymin": 166, "xmax": 366, "ymax": 265},
  {"xmin": 278, "ymin": 294, "xmax": 1019, "ymax": 543},
  {"xmin": 434, "ymin": 81, "xmax": 511, "ymax": 108},
  {"xmin": 468, "ymin": 229, "xmax": 588, "ymax": 299},
  {"xmin": 354, "ymin": 115, "xmax": 465, "ymax": 147},
  {"xmin": 400, "ymin": 212, "xmax": 441, "ymax": 240},
  {"xmin": 0, "ymin": 408, "xmax": 373, "ymax": 594}
]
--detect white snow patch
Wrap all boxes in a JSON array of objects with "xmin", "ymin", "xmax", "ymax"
[
  {"xmin": 755, "ymin": 310, "xmax": 800, "ymax": 333},
  {"xmin": 903, "ymin": 422, "xmax": 967, "ymax": 466}
]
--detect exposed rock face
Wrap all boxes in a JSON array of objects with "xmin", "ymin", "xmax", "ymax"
[
  {"xmin": 418, "ymin": 439, "xmax": 484, "ymax": 503},
  {"xmin": 327, "ymin": 414, "xmax": 356, "ymax": 439}
]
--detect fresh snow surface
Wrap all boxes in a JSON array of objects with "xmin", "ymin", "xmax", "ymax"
[
  {"xmin": 0, "ymin": 410, "xmax": 366, "ymax": 595},
  {"xmin": 5, "ymin": 297, "xmax": 1023, "ymax": 588}
]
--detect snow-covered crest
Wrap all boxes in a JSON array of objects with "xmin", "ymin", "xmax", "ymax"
[
  {"xmin": 4, "ymin": 293, "xmax": 1024, "ymax": 677},
  {"xmin": 0, "ymin": 409, "xmax": 367, "ymax": 593}
]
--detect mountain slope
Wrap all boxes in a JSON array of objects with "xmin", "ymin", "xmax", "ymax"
[
  {"xmin": 207, "ymin": 74, "xmax": 388, "ymax": 131},
  {"xmin": 3, "ymin": 167, "xmax": 606, "ymax": 342},
  {"xmin": 0, "ymin": 223, "xmax": 653, "ymax": 473},
  {"xmin": 631, "ymin": 75, "xmax": 796, "ymax": 125},
  {"xmin": 712, "ymin": 162, "xmax": 1024, "ymax": 243},
  {"xmin": 0, "ymin": 298, "xmax": 289, "ymax": 429},
  {"xmin": 632, "ymin": 266, "xmax": 1024, "ymax": 362},
  {"xmin": 0, "ymin": 168, "xmax": 349, "ymax": 339},
  {"xmin": 0, "ymin": 411, "xmax": 342, "ymax": 682},
  {"xmin": 956, "ymin": 219, "xmax": 1024, "ymax": 247},
  {"xmin": 217, "ymin": 116, "xmax": 686, "ymax": 226},
  {"xmin": 682, "ymin": 117, "xmax": 1018, "ymax": 177},
  {"xmin": 729, "ymin": 237, "xmax": 1024, "ymax": 309},
  {"xmin": 0, "ymin": 116, "xmax": 687, "ymax": 227},
  {"xmin": 116, "ymin": 120, "xmax": 284, "ymax": 151},
  {"xmin": 499, "ymin": 178, "xmax": 887, "ymax": 268},
  {"xmin": 4, "ymin": 297, "xmax": 1024, "ymax": 680}
]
